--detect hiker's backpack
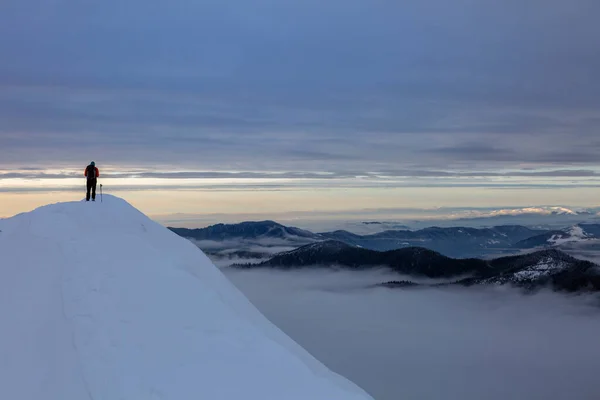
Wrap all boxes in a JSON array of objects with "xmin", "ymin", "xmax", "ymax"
[{"xmin": 86, "ymin": 165, "xmax": 97, "ymax": 179}]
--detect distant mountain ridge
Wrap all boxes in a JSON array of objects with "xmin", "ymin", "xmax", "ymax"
[
  {"xmin": 169, "ymin": 220, "xmax": 321, "ymax": 241},
  {"xmin": 320, "ymin": 225, "xmax": 545, "ymax": 256},
  {"xmin": 456, "ymin": 249, "xmax": 600, "ymax": 292},
  {"xmin": 170, "ymin": 220, "xmax": 600, "ymax": 259},
  {"xmin": 237, "ymin": 241, "xmax": 600, "ymax": 293},
  {"xmin": 253, "ymin": 240, "xmax": 490, "ymax": 278},
  {"xmin": 516, "ymin": 224, "xmax": 600, "ymax": 249}
]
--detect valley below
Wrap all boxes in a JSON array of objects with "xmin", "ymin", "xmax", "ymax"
[
  {"xmin": 174, "ymin": 220, "xmax": 600, "ymax": 400},
  {"xmin": 223, "ymin": 267, "xmax": 600, "ymax": 400}
]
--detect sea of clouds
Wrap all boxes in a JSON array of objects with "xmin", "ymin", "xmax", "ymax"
[{"xmin": 223, "ymin": 267, "xmax": 600, "ymax": 400}]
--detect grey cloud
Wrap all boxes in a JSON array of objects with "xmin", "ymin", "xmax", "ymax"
[
  {"xmin": 0, "ymin": 185, "xmax": 290, "ymax": 193},
  {"xmin": 225, "ymin": 269, "xmax": 600, "ymax": 400},
  {"xmin": 0, "ymin": 172, "xmax": 80, "ymax": 179},
  {"xmin": 3, "ymin": 182, "xmax": 600, "ymax": 194},
  {"xmin": 120, "ymin": 171, "xmax": 361, "ymax": 179},
  {"xmin": 3, "ymin": 169, "xmax": 600, "ymax": 181},
  {"xmin": 428, "ymin": 144, "xmax": 517, "ymax": 158},
  {"xmin": 0, "ymin": 0, "xmax": 599, "ymax": 170},
  {"xmin": 376, "ymin": 169, "xmax": 600, "ymax": 178},
  {"xmin": 424, "ymin": 140, "xmax": 600, "ymax": 165}
]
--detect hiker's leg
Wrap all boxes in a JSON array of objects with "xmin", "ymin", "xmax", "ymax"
[{"xmin": 86, "ymin": 180, "xmax": 92, "ymax": 201}]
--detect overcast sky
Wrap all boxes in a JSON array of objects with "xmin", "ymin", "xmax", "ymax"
[{"xmin": 1, "ymin": 0, "xmax": 599, "ymax": 219}]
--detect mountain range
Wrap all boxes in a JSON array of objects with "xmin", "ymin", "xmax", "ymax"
[
  {"xmin": 169, "ymin": 220, "xmax": 600, "ymax": 258},
  {"xmin": 169, "ymin": 221, "xmax": 320, "ymax": 241},
  {"xmin": 456, "ymin": 249, "xmax": 600, "ymax": 292},
  {"xmin": 235, "ymin": 240, "xmax": 600, "ymax": 293},
  {"xmin": 251, "ymin": 240, "xmax": 490, "ymax": 278},
  {"xmin": 515, "ymin": 224, "xmax": 600, "ymax": 248},
  {"xmin": 320, "ymin": 225, "xmax": 544, "ymax": 257}
]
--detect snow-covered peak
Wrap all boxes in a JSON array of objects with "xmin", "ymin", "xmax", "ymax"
[
  {"xmin": 512, "ymin": 257, "xmax": 569, "ymax": 281},
  {"xmin": 566, "ymin": 225, "xmax": 588, "ymax": 238},
  {"xmin": 0, "ymin": 195, "xmax": 372, "ymax": 400},
  {"xmin": 547, "ymin": 207, "xmax": 580, "ymax": 215},
  {"xmin": 459, "ymin": 206, "xmax": 591, "ymax": 219},
  {"xmin": 547, "ymin": 224, "xmax": 590, "ymax": 245}
]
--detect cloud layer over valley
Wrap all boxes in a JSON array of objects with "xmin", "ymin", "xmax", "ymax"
[{"xmin": 224, "ymin": 268, "xmax": 600, "ymax": 400}]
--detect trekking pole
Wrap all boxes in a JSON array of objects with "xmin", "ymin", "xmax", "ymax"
[{"xmin": 100, "ymin": 184, "xmax": 103, "ymax": 202}]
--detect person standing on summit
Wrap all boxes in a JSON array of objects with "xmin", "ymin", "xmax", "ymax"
[{"xmin": 84, "ymin": 161, "xmax": 100, "ymax": 201}]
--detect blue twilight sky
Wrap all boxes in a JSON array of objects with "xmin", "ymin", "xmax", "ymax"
[{"xmin": 1, "ymin": 0, "xmax": 599, "ymax": 223}]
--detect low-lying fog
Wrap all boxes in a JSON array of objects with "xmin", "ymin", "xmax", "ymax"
[
  {"xmin": 222, "ymin": 267, "xmax": 600, "ymax": 400},
  {"xmin": 194, "ymin": 239, "xmax": 298, "ymax": 267}
]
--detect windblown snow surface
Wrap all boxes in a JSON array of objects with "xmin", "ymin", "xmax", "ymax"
[{"xmin": 0, "ymin": 195, "xmax": 373, "ymax": 400}]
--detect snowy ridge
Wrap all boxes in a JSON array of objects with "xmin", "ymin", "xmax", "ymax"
[
  {"xmin": 547, "ymin": 225, "xmax": 590, "ymax": 245},
  {"xmin": 0, "ymin": 196, "xmax": 372, "ymax": 400},
  {"xmin": 492, "ymin": 206, "xmax": 591, "ymax": 216},
  {"xmin": 512, "ymin": 258, "xmax": 568, "ymax": 281},
  {"xmin": 456, "ymin": 206, "xmax": 588, "ymax": 218},
  {"xmin": 468, "ymin": 249, "xmax": 596, "ymax": 289}
]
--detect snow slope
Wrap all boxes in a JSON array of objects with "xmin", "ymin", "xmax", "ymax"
[
  {"xmin": 512, "ymin": 258, "xmax": 567, "ymax": 281},
  {"xmin": 0, "ymin": 195, "xmax": 373, "ymax": 400},
  {"xmin": 547, "ymin": 225, "xmax": 589, "ymax": 245}
]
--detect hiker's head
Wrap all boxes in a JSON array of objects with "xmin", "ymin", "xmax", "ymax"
[{"xmin": 90, "ymin": 161, "xmax": 95, "ymax": 166}]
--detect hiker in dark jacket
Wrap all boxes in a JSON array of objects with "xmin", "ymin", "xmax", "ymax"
[{"xmin": 84, "ymin": 161, "xmax": 100, "ymax": 201}]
